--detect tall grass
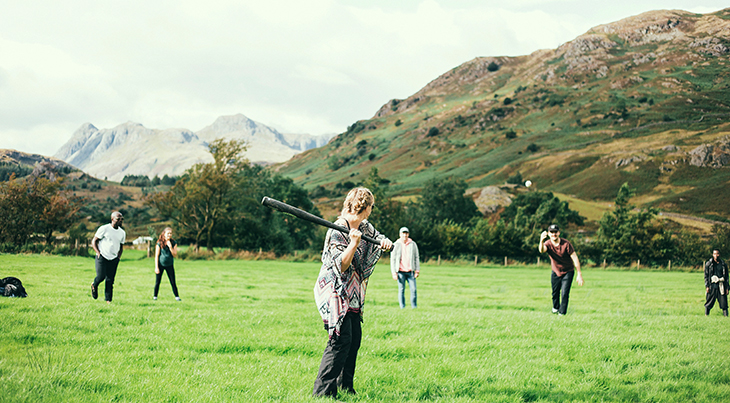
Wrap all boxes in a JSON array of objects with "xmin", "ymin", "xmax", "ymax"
[{"xmin": 1, "ymin": 252, "xmax": 729, "ymax": 402}]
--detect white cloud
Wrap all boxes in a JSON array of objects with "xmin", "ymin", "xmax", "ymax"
[{"xmin": 0, "ymin": 0, "xmax": 726, "ymax": 156}]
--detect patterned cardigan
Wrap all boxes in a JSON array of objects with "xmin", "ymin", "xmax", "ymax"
[{"xmin": 314, "ymin": 218, "xmax": 385, "ymax": 338}]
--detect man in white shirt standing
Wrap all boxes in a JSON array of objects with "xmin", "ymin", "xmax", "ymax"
[
  {"xmin": 91, "ymin": 211, "xmax": 126, "ymax": 303},
  {"xmin": 390, "ymin": 227, "xmax": 420, "ymax": 309}
]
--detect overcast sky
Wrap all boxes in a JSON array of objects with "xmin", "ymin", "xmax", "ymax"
[{"xmin": 0, "ymin": 0, "xmax": 725, "ymax": 157}]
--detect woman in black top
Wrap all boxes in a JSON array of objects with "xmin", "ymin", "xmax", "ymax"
[{"xmin": 154, "ymin": 227, "xmax": 180, "ymax": 301}]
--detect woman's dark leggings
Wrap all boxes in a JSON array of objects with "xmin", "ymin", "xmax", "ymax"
[{"xmin": 154, "ymin": 264, "xmax": 179, "ymax": 298}]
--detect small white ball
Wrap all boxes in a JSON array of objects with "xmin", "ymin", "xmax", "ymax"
[{"xmin": 525, "ymin": 180, "xmax": 532, "ymax": 188}]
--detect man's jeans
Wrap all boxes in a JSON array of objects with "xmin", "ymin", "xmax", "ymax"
[
  {"xmin": 94, "ymin": 255, "xmax": 120, "ymax": 302},
  {"xmin": 397, "ymin": 271, "xmax": 417, "ymax": 309},
  {"xmin": 551, "ymin": 270, "xmax": 574, "ymax": 315}
]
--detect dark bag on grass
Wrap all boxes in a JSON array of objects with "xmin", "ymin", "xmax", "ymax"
[{"xmin": 0, "ymin": 277, "xmax": 28, "ymax": 297}]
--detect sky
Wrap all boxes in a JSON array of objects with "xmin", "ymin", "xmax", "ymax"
[{"xmin": 0, "ymin": 0, "xmax": 726, "ymax": 157}]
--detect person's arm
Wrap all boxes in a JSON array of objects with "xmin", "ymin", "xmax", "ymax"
[
  {"xmin": 118, "ymin": 243, "xmax": 123, "ymax": 259},
  {"xmin": 92, "ymin": 236, "xmax": 101, "ymax": 257},
  {"xmin": 168, "ymin": 240, "xmax": 178, "ymax": 258},
  {"xmin": 155, "ymin": 244, "xmax": 161, "ymax": 274},
  {"xmin": 340, "ymin": 228, "xmax": 362, "ymax": 272},
  {"xmin": 571, "ymin": 251, "xmax": 583, "ymax": 286},
  {"xmin": 390, "ymin": 242, "xmax": 399, "ymax": 280},
  {"xmin": 538, "ymin": 231, "xmax": 548, "ymax": 253},
  {"xmin": 705, "ymin": 261, "xmax": 710, "ymax": 294},
  {"xmin": 414, "ymin": 242, "xmax": 420, "ymax": 278}
]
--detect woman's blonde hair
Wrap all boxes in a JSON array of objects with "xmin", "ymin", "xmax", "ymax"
[
  {"xmin": 341, "ymin": 187, "xmax": 374, "ymax": 216},
  {"xmin": 157, "ymin": 227, "xmax": 173, "ymax": 244}
]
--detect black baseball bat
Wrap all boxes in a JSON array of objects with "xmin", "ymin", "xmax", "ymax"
[{"xmin": 261, "ymin": 196, "xmax": 380, "ymax": 244}]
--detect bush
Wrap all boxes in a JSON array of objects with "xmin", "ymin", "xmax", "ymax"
[
  {"xmin": 505, "ymin": 129, "xmax": 517, "ymax": 139},
  {"xmin": 506, "ymin": 171, "xmax": 523, "ymax": 185},
  {"xmin": 395, "ymin": 119, "xmax": 402, "ymax": 127},
  {"xmin": 487, "ymin": 61, "xmax": 500, "ymax": 72},
  {"xmin": 526, "ymin": 143, "xmax": 539, "ymax": 152},
  {"xmin": 427, "ymin": 127, "xmax": 440, "ymax": 137},
  {"xmin": 503, "ymin": 97, "xmax": 512, "ymax": 105}
]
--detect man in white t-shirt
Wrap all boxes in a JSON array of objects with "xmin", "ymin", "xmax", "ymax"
[
  {"xmin": 90, "ymin": 211, "xmax": 126, "ymax": 303},
  {"xmin": 390, "ymin": 227, "xmax": 420, "ymax": 309}
]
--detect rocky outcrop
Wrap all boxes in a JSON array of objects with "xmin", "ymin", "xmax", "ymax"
[
  {"xmin": 474, "ymin": 186, "xmax": 512, "ymax": 214},
  {"xmin": 689, "ymin": 138, "xmax": 730, "ymax": 168},
  {"xmin": 615, "ymin": 155, "xmax": 646, "ymax": 168}
]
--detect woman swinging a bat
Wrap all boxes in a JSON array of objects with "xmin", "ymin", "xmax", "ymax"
[{"xmin": 312, "ymin": 187, "xmax": 392, "ymax": 398}]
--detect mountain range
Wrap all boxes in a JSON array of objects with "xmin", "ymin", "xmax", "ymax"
[
  {"xmin": 275, "ymin": 8, "xmax": 730, "ymax": 223},
  {"xmin": 53, "ymin": 114, "xmax": 333, "ymax": 182}
]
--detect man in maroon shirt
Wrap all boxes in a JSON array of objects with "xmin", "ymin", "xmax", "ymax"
[{"xmin": 538, "ymin": 224, "xmax": 584, "ymax": 315}]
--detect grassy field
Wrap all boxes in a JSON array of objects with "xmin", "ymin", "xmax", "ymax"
[{"xmin": 1, "ymin": 251, "xmax": 729, "ymax": 402}]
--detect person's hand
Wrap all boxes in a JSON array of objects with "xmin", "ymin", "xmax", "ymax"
[
  {"xmin": 392, "ymin": 273, "xmax": 398, "ymax": 281},
  {"xmin": 540, "ymin": 231, "xmax": 548, "ymax": 241},
  {"xmin": 349, "ymin": 228, "xmax": 362, "ymax": 245},
  {"xmin": 155, "ymin": 268, "xmax": 160, "ymax": 274},
  {"xmin": 380, "ymin": 238, "xmax": 393, "ymax": 252},
  {"xmin": 415, "ymin": 271, "xmax": 420, "ymax": 278},
  {"xmin": 576, "ymin": 272, "xmax": 584, "ymax": 286}
]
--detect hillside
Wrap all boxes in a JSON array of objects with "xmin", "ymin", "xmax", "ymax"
[{"xmin": 276, "ymin": 8, "xmax": 730, "ymax": 223}]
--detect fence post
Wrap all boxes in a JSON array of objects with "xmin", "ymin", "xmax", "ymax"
[
  {"xmin": 438, "ymin": 255, "xmax": 441, "ymax": 266},
  {"xmin": 474, "ymin": 255, "xmax": 478, "ymax": 266},
  {"xmin": 537, "ymin": 256, "xmax": 540, "ymax": 266},
  {"xmin": 637, "ymin": 260, "xmax": 640, "ymax": 270},
  {"xmin": 668, "ymin": 260, "xmax": 671, "ymax": 271},
  {"xmin": 504, "ymin": 256, "xmax": 507, "ymax": 266},
  {"xmin": 602, "ymin": 259, "xmax": 606, "ymax": 268}
]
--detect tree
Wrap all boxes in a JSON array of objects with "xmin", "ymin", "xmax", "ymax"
[
  {"xmin": 501, "ymin": 191, "xmax": 584, "ymax": 231},
  {"xmin": 147, "ymin": 139, "xmax": 248, "ymax": 252},
  {"xmin": 0, "ymin": 174, "xmax": 82, "ymax": 246},
  {"xmin": 35, "ymin": 179, "xmax": 83, "ymax": 244},
  {"xmin": 420, "ymin": 177, "xmax": 480, "ymax": 226},
  {"xmin": 594, "ymin": 183, "xmax": 661, "ymax": 265}
]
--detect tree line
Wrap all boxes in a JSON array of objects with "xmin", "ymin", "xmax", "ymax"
[
  {"xmin": 0, "ymin": 139, "xmax": 726, "ymax": 267},
  {"xmin": 0, "ymin": 173, "xmax": 83, "ymax": 253}
]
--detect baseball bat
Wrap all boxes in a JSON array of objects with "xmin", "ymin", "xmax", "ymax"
[{"xmin": 261, "ymin": 196, "xmax": 380, "ymax": 244}]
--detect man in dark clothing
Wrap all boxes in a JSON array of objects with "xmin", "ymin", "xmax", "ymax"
[
  {"xmin": 538, "ymin": 224, "xmax": 584, "ymax": 315},
  {"xmin": 704, "ymin": 249, "xmax": 728, "ymax": 317}
]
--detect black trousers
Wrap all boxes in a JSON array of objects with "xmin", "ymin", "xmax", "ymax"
[
  {"xmin": 94, "ymin": 255, "xmax": 120, "ymax": 302},
  {"xmin": 705, "ymin": 284, "xmax": 728, "ymax": 314},
  {"xmin": 551, "ymin": 270, "xmax": 574, "ymax": 315},
  {"xmin": 154, "ymin": 264, "xmax": 179, "ymax": 298},
  {"xmin": 313, "ymin": 312, "xmax": 361, "ymax": 397}
]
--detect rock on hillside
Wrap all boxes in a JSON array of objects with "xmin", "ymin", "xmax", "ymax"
[
  {"xmin": 473, "ymin": 186, "xmax": 512, "ymax": 214},
  {"xmin": 689, "ymin": 136, "xmax": 730, "ymax": 168}
]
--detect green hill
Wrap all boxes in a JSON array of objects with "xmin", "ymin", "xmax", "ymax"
[{"xmin": 276, "ymin": 8, "xmax": 730, "ymax": 224}]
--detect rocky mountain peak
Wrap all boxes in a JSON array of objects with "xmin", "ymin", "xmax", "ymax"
[{"xmin": 53, "ymin": 114, "xmax": 334, "ymax": 181}]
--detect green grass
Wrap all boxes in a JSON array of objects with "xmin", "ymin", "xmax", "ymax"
[{"xmin": 2, "ymin": 253, "xmax": 730, "ymax": 402}]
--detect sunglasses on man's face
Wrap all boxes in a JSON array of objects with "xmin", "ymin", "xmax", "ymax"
[{"xmin": 549, "ymin": 230, "xmax": 558, "ymax": 234}]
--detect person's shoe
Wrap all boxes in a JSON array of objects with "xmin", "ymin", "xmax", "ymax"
[
  {"xmin": 551, "ymin": 308, "xmax": 558, "ymax": 314},
  {"xmin": 558, "ymin": 313, "xmax": 564, "ymax": 316},
  {"xmin": 153, "ymin": 296, "xmax": 157, "ymax": 300},
  {"xmin": 175, "ymin": 296, "xmax": 181, "ymax": 301},
  {"xmin": 91, "ymin": 284, "xmax": 98, "ymax": 299},
  {"xmin": 724, "ymin": 309, "xmax": 728, "ymax": 317}
]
